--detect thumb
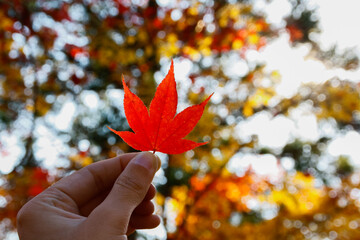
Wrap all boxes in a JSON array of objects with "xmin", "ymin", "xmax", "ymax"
[{"xmin": 88, "ymin": 152, "xmax": 160, "ymax": 236}]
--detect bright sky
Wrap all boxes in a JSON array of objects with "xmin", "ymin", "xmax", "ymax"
[{"xmin": 233, "ymin": 0, "xmax": 360, "ymax": 173}]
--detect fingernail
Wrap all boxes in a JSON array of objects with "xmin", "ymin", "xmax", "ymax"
[
  {"xmin": 133, "ymin": 152, "xmax": 156, "ymax": 171},
  {"xmin": 155, "ymin": 154, "xmax": 161, "ymax": 170}
]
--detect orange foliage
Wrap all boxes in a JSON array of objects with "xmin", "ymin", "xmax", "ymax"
[{"xmin": 0, "ymin": 167, "xmax": 54, "ymax": 227}]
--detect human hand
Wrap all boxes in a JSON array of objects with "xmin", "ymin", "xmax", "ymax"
[{"xmin": 17, "ymin": 152, "xmax": 161, "ymax": 240}]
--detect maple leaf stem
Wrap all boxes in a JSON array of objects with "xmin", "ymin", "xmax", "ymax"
[{"xmin": 152, "ymin": 150, "xmax": 156, "ymax": 154}]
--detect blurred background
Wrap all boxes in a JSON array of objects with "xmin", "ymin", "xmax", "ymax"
[{"xmin": 1, "ymin": 0, "xmax": 360, "ymax": 239}]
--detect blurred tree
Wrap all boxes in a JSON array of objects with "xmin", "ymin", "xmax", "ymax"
[{"xmin": 0, "ymin": 0, "xmax": 360, "ymax": 239}]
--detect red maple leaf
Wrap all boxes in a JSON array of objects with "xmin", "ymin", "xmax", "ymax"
[{"xmin": 108, "ymin": 61, "xmax": 213, "ymax": 154}]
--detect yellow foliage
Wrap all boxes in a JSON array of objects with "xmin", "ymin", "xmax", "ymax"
[
  {"xmin": 243, "ymin": 88, "xmax": 274, "ymax": 117},
  {"xmin": 243, "ymin": 103, "xmax": 254, "ymax": 117},
  {"xmin": 157, "ymin": 34, "xmax": 181, "ymax": 58},
  {"xmin": 126, "ymin": 35, "xmax": 136, "ymax": 45},
  {"xmin": 317, "ymin": 82, "xmax": 360, "ymax": 123},
  {"xmin": 232, "ymin": 39, "xmax": 244, "ymax": 50},
  {"xmin": 247, "ymin": 33, "xmax": 260, "ymax": 45},
  {"xmin": 172, "ymin": 185, "xmax": 189, "ymax": 203},
  {"xmin": 168, "ymin": 186, "xmax": 189, "ymax": 225},
  {"xmin": 137, "ymin": 30, "xmax": 148, "ymax": 43},
  {"xmin": 270, "ymin": 70, "xmax": 281, "ymax": 81},
  {"xmin": 155, "ymin": 193, "xmax": 165, "ymax": 206},
  {"xmin": 198, "ymin": 36, "xmax": 213, "ymax": 56},
  {"xmin": 167, "ymin": 33, "xmax": 178, "ymax": 43},
  {"xmin": 217, "ymin": 4, "xmax": 243, "ymax": 27},
  {"xmin": 268, "ymin": 172, "xmax": 324, "ymax": 216},
  {"xmin": 69, "ymin": 154, "xmax": 93, "ymax": 167},
  {"xmin": 1, "ymin": 66, "xmax": 25, "ymax": 100},
  {"xmin": 279, "ymin": 80, "xmax": 360, "ymax": 123},
  {"xmin": 35, "ymin": 96, "xmax": 51, "ymax": 116},
  {"xmin": 188, "ymin": 6, "xmax": 198, "ymax": 16},
  {"xmin": 183, "ymin": 46, "xmax": 201, "ymax": 61},
  {"xmin": 0, "ymin": 10, "xmax": 13, "ymax": 30}
]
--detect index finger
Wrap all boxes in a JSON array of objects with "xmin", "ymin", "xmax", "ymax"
[{"xmin": 50, "ymin": 153, "xmax": 139, "ymax": 207}]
